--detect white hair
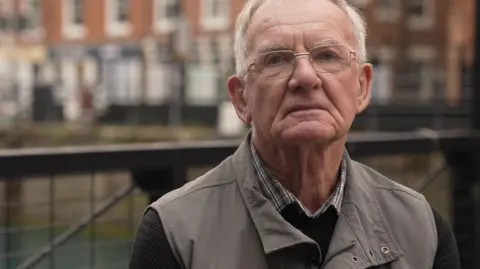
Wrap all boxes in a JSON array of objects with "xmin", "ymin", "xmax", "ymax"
[{"xmin": 233, "ymin": 0, "xmax": 368, "ymax": 76}]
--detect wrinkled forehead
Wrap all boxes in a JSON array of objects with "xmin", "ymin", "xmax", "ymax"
[{"xmin": 246, "ymin": 0, "xmax": 353, "ymax": 52}]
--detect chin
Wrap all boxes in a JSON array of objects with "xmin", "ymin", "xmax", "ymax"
[{"xmin": 279, "ymin": 123, "xmax": 337, "ymax": 146}]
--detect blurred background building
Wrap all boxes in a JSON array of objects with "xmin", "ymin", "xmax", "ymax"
[
  {"xmin": 0, "ymin": 0, "xmax": 242, "ymax": 134},
  {"xmin": 0, "ymin": 0, "xmax": 474, "ymax": 136}
]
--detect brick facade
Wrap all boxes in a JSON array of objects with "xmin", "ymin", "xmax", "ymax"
[{"xmin": 0, "ymin": 0, "xmax": 470, "ymax": 125}]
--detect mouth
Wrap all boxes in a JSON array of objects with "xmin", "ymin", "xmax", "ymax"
[{"xmin": 286, "ymin": 105, "xmax": 323, "ymax": 115}]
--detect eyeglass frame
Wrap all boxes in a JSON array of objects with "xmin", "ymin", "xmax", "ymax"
[{"xmin": 245, "ymin": 44, "xmax": 357, "ymax": 79}]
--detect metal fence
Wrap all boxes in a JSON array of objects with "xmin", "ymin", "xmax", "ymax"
[
  {"xmin": 0, "ymin": 129, "xmax": 478, "ymax": 269},
  {"xmin": 0, "ymin": 171, "xmax": 142, "ymax": 268}
]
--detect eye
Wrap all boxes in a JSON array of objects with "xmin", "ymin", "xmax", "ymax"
[
  {"xmin": 260, "ymin": 52, "xmax": 292, "ymax": 67},
  {"xmin": 313, "ymin": 50, "xmax": 339, "ymax": 61}
]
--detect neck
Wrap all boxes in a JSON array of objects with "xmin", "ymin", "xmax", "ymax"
[{"xmin": 252, "ymin": 131, "xmax": 345, "ymax": 213}]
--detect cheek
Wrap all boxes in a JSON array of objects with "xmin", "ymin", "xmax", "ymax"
[
  {"xmin": 323, "ymin": 75, "xmax": 358, "ymax": 116},
  {"xmin": 249, "ymin": 81, "xmax": 285, "ymax": 124},
  {"xmin": 341, "ymin": 81, "xmax": 359, "ymax": 112}
]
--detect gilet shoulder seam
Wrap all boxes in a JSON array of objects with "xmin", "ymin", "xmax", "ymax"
[
  {"xmin": 160, "ymin": 179, "xmax": 237, "ymax": 206},
  {"xmin": 353, "ymin": 161, "xmax": 425, "ymax": 201},
  {"xmin": 371, "ymin": 185, "xmax": 425, "ymax": 201}
]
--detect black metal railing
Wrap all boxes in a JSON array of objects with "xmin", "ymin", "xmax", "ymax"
[{"xmin": 0, "ymin": 129, "xmax": 478, "ymax": 268}]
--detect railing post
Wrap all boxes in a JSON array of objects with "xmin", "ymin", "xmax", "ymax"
[
  {"xmin": 131, "ymin": 164, "xmax": 188, "ymax": 204},
  {"xmin": 451, "ymin": 1, "xmax": 480, "ymax": 268},
  {"xmin": 445, "ymin": 151, "xmax": 480, "ymax": 268},
  {"xmin": 474, "ymin": 0, "xmax": 480, "ymax": 130},
  {"xmin": 1, "ymin": 132, "xmax": 24, "ymax": 269}
]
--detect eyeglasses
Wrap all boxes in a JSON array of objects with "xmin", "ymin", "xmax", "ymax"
[{"xmin": 246, "ymin": 44, "xmax": 356, "ymax": 80}]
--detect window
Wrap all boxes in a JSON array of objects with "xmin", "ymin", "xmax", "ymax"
[
  {"xmin": 0, "ymin": 0, "xmax": 13, "ymax": 33},
  {"xmin": 396, "ymin": 62, "xmax": 423, "ymax": 94},
  {"xmin": 113, "ymin": 0, "xmax": 128, "ymax": 22},
  {"xmin": 395, "ymin": 61, "xmax": 435, "ymax": 103},
  {"xmin": 201, "ymin": 0, "xmax": 229, "ymax": 30},
  {"xmin": 164, "ymin": 0, "xmax": 179, "ymax": 19},
  {"xmin": 204, "ymin": 0, "xmax": 227, "ymax": 19},
  {"xmin": 20, "ymin": 0, "xmax": 41, "ymax": 32},
  {"xmin": 103, "ymin": 58, "xmax": 141, "ymax": 105},
  {"xmin": 145, "ymin": 62, "xmax": 171, "ymax": 104},
  {"xmin": 407, "ymin": 0, "xmax": 425, "ymax": 16},
  {"xmin": 154, "ymin": 0, "xmax": 180, "ymax": 33},
  {"xmin": 63, "ymin": 0, "xmax": 85, "ymax": 39},
  {"xmin": 374, "ymin": 0, "xmax": 401, "ymax": 23},
  {"xmin": 106, "ymin": 0, "xmax": 131, "ymax": 37},
  {"xmin": 368, "ymin": 46, "xmax": 396, "ymax": 104},
  {"xmin": 407, "ymin": 0, "xmax": 435, "ymax": 30},
  {"xmin": 186, "ymin": 64, "xmax": 218, "ymax": 105},
  {"xmin": 0, "ymin": 17, "xmax": 8, "ymax": 31},
  {"xmin": 70, "ymin": 0, "xmax": 84, "ymax": 25}
]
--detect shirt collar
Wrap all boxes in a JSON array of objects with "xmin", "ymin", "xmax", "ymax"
[{"xmin": 250, "ymin": 137, "xmax": 347, "ymax": 218}]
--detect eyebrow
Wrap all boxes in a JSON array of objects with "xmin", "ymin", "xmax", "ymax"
[
  {"xmin": 256, "ymin": 39, "xmax": 345, "ymax": 54},
  {"xmin": 257, "ymin": 43, "xmax": 292, "ymax": 54},
  {"xmin": 313, "ymin": 39, "xmax": 344, "ymax": 47}
]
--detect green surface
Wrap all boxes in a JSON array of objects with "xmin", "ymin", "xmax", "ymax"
[{"xmin": 0, "ymin": 227, "xmax": 132, "ymax": 269}]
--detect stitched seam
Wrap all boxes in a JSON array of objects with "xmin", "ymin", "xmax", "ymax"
[
  {"xmin": 370, "ymin": 189, "xmax": 401, "ymax": 262},
  {"xmin": 156, "ymin": 208, "xmax": 188, "ymax": 269},
  {"xmin": 342, "ymin": 203, "xmax": 372, "ymax": 266},
  {"xmin": 160, "ymin": 179, "xmax": 236, "ymax": 206},
  {"xmin": 355, "ymin": 161, "xmax": 424, "ymax": 201},
  {"xmin": 371, "ymin": 186, "xmax": 425, "ymax": 201}
]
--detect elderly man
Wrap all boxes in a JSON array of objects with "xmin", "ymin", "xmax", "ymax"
[{"xmin": 129, "ymin": 0, "xmax": 460, "ymax": 268}]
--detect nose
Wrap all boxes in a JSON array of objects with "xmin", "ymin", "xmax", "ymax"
[{"xmin": 287, "ymin": 56, "xmax": 321, "ymax": 91}]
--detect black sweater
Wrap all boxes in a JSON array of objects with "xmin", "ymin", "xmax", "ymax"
[{"xmin": 129, "ymin": 205, "xmax": 460, "ymax": 269}]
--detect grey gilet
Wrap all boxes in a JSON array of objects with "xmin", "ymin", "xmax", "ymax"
[{"xmin": 150, "ymin": 134, "xmax": 437, "ymax": 269}]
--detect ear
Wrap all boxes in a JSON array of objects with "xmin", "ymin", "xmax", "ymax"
[
  {"xmin": 227, "ymin": 75, "xmax": 252, "ymax": 124},
  {"xmin": 356, "ymin": 63, "xmax": 372, "ymax": 113}
]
